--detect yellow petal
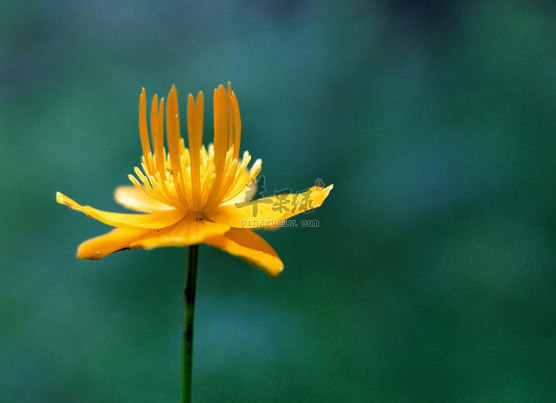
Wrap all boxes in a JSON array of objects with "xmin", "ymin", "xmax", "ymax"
[
  {"xmin": 131, "ymin": 213, "xmax": 230, "ymax": 249},
  {"xmin": 204, "ymin": 228, "xmax": 283, "ymax": 277},
  {"xmin": 56, "ymin": 192, "xmax": 185, "ymax": 229},
  {"xmin": 77, "ymin": 227, "xmax": 152, "ymax": 259},
  {"xmin": 76, "ymin": 214, "xmax": 231, "ymax": 259},
  {"xmin": 114, "ymin": 186, "xmax": 174, "ymax": 213},
  {"xmin": 205, "ymin": 185, "xmax": 333, "ymax": 228}
]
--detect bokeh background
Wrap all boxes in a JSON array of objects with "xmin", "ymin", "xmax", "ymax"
[{"xmin": 2, "ymin": 0, "xmax": 556, "ymax": 401}]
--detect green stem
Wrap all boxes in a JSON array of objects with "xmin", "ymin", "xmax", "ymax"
[{"xmin": 182, "ymin": 244, "xmax": 199, "ymax": 403}]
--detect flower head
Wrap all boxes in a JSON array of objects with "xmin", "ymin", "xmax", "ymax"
[{"xmin": 57, "ymin": 83, "xmax": 332, "ymax": 277}]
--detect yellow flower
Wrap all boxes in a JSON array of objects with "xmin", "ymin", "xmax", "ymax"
[{"xmin": 56, "ymin": 83, "xmax": 332, "ymax": 277}]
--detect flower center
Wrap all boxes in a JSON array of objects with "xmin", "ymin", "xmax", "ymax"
[{"xmin": 130, "ymin": 84, "xmax": 262, "ymax": 213}]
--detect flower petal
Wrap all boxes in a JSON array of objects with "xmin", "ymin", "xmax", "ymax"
[
  {"xmin": 56, "ymin": 192, "xmax": 185, "ymax": 229},
  {"xmin": 76, "ymin": 214, "xmax": 231, "ymax": 259},
  {"xmin": 114, "ymin": 186, "xmax": 174, "ymax": 213},
  {"xmin": 134, "ymin": 214, "xmax": 230, "ymax": 249},
  {"xmin": 77, "ymin": 227, "xmax": 152, "ymax": 259},
  {"xmin": 205, "ymin": 185, "xmax": 333, "ymax": 228},
  {"xmin": 204, "ymin": 228, "xmax": 283, "ymax": 277}
]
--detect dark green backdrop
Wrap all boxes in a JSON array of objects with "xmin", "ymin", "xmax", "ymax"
[{"xmin": 2, "ymin": 0, "xmax": 556, "ymax": 401}]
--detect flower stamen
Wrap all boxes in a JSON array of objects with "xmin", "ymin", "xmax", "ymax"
[
  {"xmin": 187, "ymin": 93, "xmax": 203, "ymax": 211},
  {"xmin": 139, "ymin": 89, "xmax": 154, "ymax": 174}
]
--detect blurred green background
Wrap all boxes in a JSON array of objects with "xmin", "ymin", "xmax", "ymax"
[{"xmin": 2, "ymin": 0, "xmax": 556, "ymax": 401}]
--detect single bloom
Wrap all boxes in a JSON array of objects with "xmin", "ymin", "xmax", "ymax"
[{"xmin": 56, "ymin": 83, "xmax": 332, "ymax": 277}]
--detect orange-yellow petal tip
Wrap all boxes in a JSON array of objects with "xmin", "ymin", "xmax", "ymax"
[
  {"xmin": 239, "ymin": 250, "xmax": 284, "ymax": 278},
  {"xmin": 268, "ymin": 264, "xmax": 284, "ymax": 279},
  {"xmin": 56, "ymin": 192, "xmax": 76, "ymax": 208},
  {"xmin": 77, "ymin": 245, "xmax": 102, "ymax": 260},
  {"xmin": 76, "ymin": 235, "xmax": 103, "ymax": 259},
  {"xmin": 240, "ymin": 254, "xmax": 284, "ymax": 278},
  {"xmin": 307, "ymin": 184, "xmax": 333, "ymax": 211}
]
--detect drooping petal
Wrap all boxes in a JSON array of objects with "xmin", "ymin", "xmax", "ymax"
[
  {"xmin": 77, "ymin": 227, "xmax": 152, "ymax": 259},
  {"xmin": 114, "ymin": 186, "xmax": 174, "ymax": 213},
  {"xmin": 77, "ymin": 214, "xmax": 231, "ymax": 259},
  {"xmin": 56, "ymin": 192, "xmax": 185, "ymax": 229},
  {"xmin": 204, "ymin": 228, "xmax": 283, "ymax": 277},
  {"xmin": 132, "ymin": 213, "xmax": 230, "ymax": 249},
  {"xmin": 205, "ymin": 185, "xmax": 333, "ymax": 228}
]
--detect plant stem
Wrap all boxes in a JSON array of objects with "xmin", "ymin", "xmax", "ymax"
[{"xmin": 182, "ymin": 244, "xmax": 199, "ymax": 403}]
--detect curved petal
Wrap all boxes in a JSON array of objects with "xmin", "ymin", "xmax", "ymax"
[
  {"xmin": 76, "ymin": 214, "xmax": 231, "ymax": 259},
  {"xmin": 77, "ymin": 227, "xmax": 152, "ymax": 259},
  {"xmin": 56, "ymin": 192, "xmax": 185, "ymax": 229},
  {"xmin": 134, "ymin": 214, "xmax": 230, "ymax": 249},
  {"xmin": 114, "ymin": 186, "xmax": 174, "ymax": 213},
  {"xmin": 205, "ymin": 185, "xmax": 333, "ymax": 228},
  {"xmin": 204, "ymin": 228, "xmax": 283, "ymax": 277}
]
